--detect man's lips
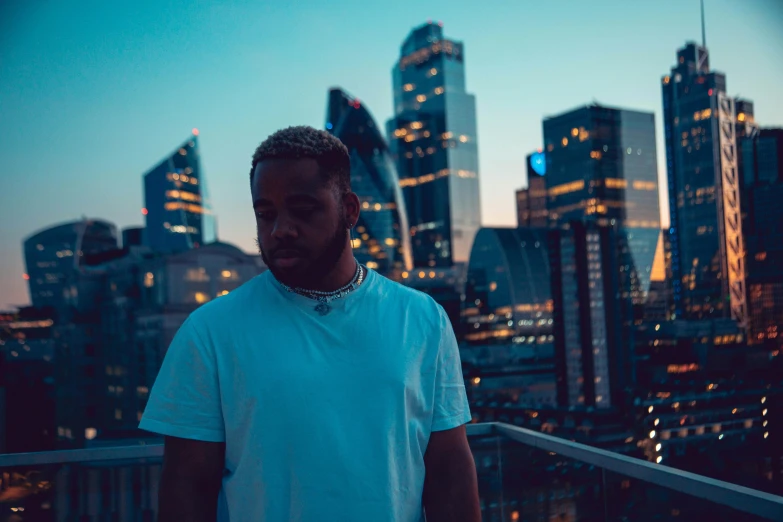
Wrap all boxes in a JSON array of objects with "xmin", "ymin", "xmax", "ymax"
[{"xmin": 272, "ymin": 249, "xmax": 304, "ymax": 268}]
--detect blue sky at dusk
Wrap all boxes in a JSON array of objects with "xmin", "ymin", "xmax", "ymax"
[{"xmin": 1, "ymin": 0, "xmax": 782, "ymax": 308}]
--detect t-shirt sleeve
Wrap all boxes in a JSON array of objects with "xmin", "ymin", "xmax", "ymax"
[
  {"xmin": 139, "ymin": 317, "xmax": 225, "ymax": 442},
  {"xmin": 431, "ymin": 307, "xmax": 472, "ymax": 432}
]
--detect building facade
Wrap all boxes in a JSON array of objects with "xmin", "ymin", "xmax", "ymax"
[
  {"xmin": 23, "ymin": 219, "xmax": 118, "ymax": 309},
  {"xmin": 543, "ymin": 105, "xmax": 661, "ymax": 320},
  {"xmin": 462, "ymin": 227, "xmax": 557, "ymax": 409},
  {"xmin": 325, "ymin": 88, "xmax": 413, "ymax": 277},
  {"xmin": 549, "ymin": 223, "xmax": 637, "ymax": 411},
  {"xmin": 661, "ymin": 42, "xmax": 757, "ymax": 323},
  {"xmin": 516, "ymin": 151, "xmax": 548, "ymax": 228},
  {"xmin": 387, "ymin": 22, "xmax": 481, "ymax": 268},
  {"xmin": 740, "ymin": 128, "xmax": 783, "ymax": 345},
  {"xmin": 143, "ymin": 133, "xmax": 215, "ymax": 253}
]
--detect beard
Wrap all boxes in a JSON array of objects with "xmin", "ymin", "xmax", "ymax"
[{"xmin": 259, "ymin": 219, "xmax": 349, "ymax": 290}]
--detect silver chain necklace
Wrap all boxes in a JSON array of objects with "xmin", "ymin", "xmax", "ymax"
[{"xmin": 278, "ymin": 260, "xmax": 365, "ymax": 316}]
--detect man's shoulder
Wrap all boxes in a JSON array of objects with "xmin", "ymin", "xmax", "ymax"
[
  {"xmin": 372, "ymin": 272, "xmax": 444, "ymax": 318},
  {"xmin": 188, "ymin": 271, "xmax": 270, "ymax": 326}
]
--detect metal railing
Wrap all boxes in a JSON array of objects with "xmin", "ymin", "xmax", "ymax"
[{"xmin": 1, "ymin": 422, "xmax": 781, "ymax": 520}]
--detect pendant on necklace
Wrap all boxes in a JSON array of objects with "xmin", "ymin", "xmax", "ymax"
[{"xmin": 314, "ymin": 303, "xmax": 331, "ymax": 316}]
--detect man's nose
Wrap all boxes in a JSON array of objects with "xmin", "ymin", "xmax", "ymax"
[{"xmin": 271, "ymin": 215, "xmax": 298, "ymax": 240}]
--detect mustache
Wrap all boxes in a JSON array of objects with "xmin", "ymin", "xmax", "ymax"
[{"xmin": 255, "ymin": 238, "xmax": 306, "ymax": 257}]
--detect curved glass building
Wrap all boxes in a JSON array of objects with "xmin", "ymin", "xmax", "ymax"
[
  {"xmin": 23, "ymin": 219, "xmax": 118, "ymax": 308},
  {"xmin": 326, "ymin": 88, "xmax": 413, "ymax": 277},
  {"xmin": 462, "ymin": 228, "xmax": 556, "ymax": 408}
]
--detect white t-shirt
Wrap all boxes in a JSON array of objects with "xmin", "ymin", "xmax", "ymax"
[{"xmin": 139, "ymin": 268, "xmax": 471, "ymax": 522}]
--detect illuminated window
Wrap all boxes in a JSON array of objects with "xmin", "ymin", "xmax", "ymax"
[
  {"xmin": 143, "ymin": 272, "xmax": 154, "ymax": 288},
  {"xmin": 418, "ymin": 271, "xmax": 426, "ymax": 279},
  {"xmin": 185, "ymin": 268, "xmax": 210, "ymax": 282},
  {"xmin": 429, "ymin": 68, "xmax": 438, "ymax": 76},
  {"xmin": 85, "ymin": 428, "xmax": 97, "ymax": 440},
  {"xmin": 571, "ymin": 128, "xmax": 579, "ymax": 137},
  {"xmin": 434, "ymin": 87, "xmax": 444, "ymax": 95},
  {"xmin": 384, "ymin": 238, "xmax": 396, "ymax": 246},
  {"xmin": 416, "ymin": 94, "xmax": 427, "ymax": 103},
  {"xmin": 115, "ymin": 409, "xmax": 123, "ymax": 420},
  {"xmin": 632, "ymin": 180, "xmax": 657, "ymax": 191},
  {"xmin": 404, "ymin": 134, "xmax": 415, "ymax": 143},
  {"xmin": 737, "ymin": 113, "xmax": 746, "ymax": 122},
  {"xmin": 489, "ymin": 282, "xmax": 497, "ymax": 292},
  {"xmin": 756, "ymin": 252, "xmax": 767, "ymax": 261},
  {"xmin": 561, "ymin": 137, "xmax": 568, "ymax": 147},
  {"xmin": 401, "ymin": 271, "xmax": 409, "ymax": 279},
  {"xmin": 217, "ymin": 290, "xmax": 229, "ymax": 297},
  {"xmin": 366, "ymin": 261, "xmax": 379, "ymax": 269},
  {"xmin": 351, "ymin": 238, "xmax": 362, "ymax": 248},
  {"xmin": 548, "ymin": 180, "xmax": 584, "ymax": 197},
  {"xmin": 410, "ymin": 121, "xmax": 423, "ymax": 130},
  {"xmin": 178, "ymin": 148, "xmax": 187, "ymax": 156},
  {"xmin": 221, "ymin": 269, "xmax": 239, "ymax": 280},
  {"xmin": 403, "ymin": 83, "xmax": 415, "ymax": 92},
  {"xmin": 459, "ymin": 135, "xmax": 469, "ymax": 143},
  {"xmin": 605, "ymin": 178, "xmax": 627, "ymax": 189},
  {"xmin": 194, "ymin": 292, "xmax": 209, "ymax": 304}
]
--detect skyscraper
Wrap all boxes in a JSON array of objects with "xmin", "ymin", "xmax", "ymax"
[
  {"xmin": 325, "ymin": 88, "xmax": 413, "ymax": 277},
  {"xmin": 23, "ymin": 219, "xmax": 118, "ymax": 309},
  {"xmin": 740, "ymin": 128, "xmax": 783, "ymax": 344},
  {"xmin": 661, "ymin": 42, "xmax": 757, "ymax": 323},
  {"xmin": 387, "ymin": 21, "xmax": 481, "ymax": 268},
  {"xmin": 549, "ymin": 222, "xmax": 636, "ymax": 410},
  {"xmin": 143, "ymin": 132, "xmax": 215, "ymax": 253},
  {"xmin": 516, "ymin": 151, "xmax": 548, "ymax": 228},
  {"xmin": 543, "ymin": 104, "xmax": 661, "ymax": 317}
]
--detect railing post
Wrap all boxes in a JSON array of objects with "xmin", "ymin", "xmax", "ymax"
[{"xmin": 601, "ymin": 467, "xmax": 609, "ymax": 522}]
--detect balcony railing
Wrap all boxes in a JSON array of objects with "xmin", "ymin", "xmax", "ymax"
[{"xmin": 1, "ymin": 422, "xmax": 781, "ymax": 521}]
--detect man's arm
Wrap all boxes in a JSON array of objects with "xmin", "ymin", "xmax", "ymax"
[
  {"xmin": 423, "ymin": 425, "xmax": 481, "ymax": 522},
  {"xmin": 158, "ymin": 436, "xmax": 226, "ymax": 522}
]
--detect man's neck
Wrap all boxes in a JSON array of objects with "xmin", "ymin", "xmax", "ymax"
[{"xmin": 305, "ymin": 247, "xmax": 357, "ymax": 293}]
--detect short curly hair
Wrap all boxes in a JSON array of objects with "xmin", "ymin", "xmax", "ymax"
[{"xmin": 250, "ymin": 126, "xmax": 351, "ymax": 194}]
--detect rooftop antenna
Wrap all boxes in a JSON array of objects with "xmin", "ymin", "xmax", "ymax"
[{"xmin": 700, "ymin": 0, "xmax": 706, "ymax": 48}]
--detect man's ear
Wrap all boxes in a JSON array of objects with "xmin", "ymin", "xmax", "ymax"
[{"xmin": 342, "ymin": 191, "xmax": 361, "ymax": 229}]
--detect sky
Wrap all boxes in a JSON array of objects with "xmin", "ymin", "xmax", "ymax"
[{"xmin": 1, "ymin": 0, "xmax": 782, "ymax": 309}]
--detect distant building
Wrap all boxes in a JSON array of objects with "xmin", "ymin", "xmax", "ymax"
[
  {"xmin": 461, "ymin": 227, "xmax": 557, "ymax": 409},
  {"xmin": 51, "ymin": 240, "xmax": 263, "ymax": 446},
  {"xmin": 661, "ymin": 42, "xmax": 757, "ymax": 323},
  {"xmin": 516, "ymin": 151, "xmax": 548, "ymax": 228},
  {"xmin": 543, "ymin": 104, "xmax": 661, "ymax": 319},
  {"xmin": 543, "ymin": 104, "xmax": 660, "ymax": 230},
  {"xmin": 387, "ymin": 21, "xmax": 481, "ymax": 268},
  {"xmin": 23, "ymin": 219, "xmax": 118, "ymax": 309},
  {"xmin": 325, "ymin": 88, "xmax": 413, "ymax": 277},
  {"xmin": 741, "ymin": 128, "xmax": 783, "ymax": 345},
  {"xmin": 0, "ymin": 307, "xmax": 56, "ymax": 452},
  {"xmin": 549, "ymin": 222, "xmax": 637, "ymax": 411},
  {"xmin": 143, "ymin": 133, "xmax": 215, "ymax": 253}
]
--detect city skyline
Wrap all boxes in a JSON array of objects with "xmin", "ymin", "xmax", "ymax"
[{"xmin": 2, "ymin": 0, "xmax": 783, "ymax": 308}]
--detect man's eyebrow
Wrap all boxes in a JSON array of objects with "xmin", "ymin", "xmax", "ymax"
[
  {"xmin": 253, "ymin": 198, "xmax": 272, "ymax": 207},
  {"xmin": 285, "ymin": 194, "xmax": 321, "ymax": 205}
]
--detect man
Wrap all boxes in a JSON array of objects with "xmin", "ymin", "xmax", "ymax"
[{"xmin": 140, "ymin": 126, "xmax": 480, "ymax": 521}]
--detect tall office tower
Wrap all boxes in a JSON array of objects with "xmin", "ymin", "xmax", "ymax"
[
  {"xmin": 549, "ymin": 222, "xmax": 636, "ymax": 410},
  {"xmin": 387, "ymin": 21, "xmax": 481, "ymax": 268},
  {"xmin": 325, "ymin": 88, "xmax": 413, "ymax": 277},
  {"xmin": 741, "ymin": 128, "xmax": 783, "ymax": 345},
  {"xmin": 543, "ymin": 104, "xmax": 661, "ymax": 321},
  {"xmin": 23, "ymin": 219, "xmax": 118, "ymax": 309},
  {"xmin": 462, "ymin": 227, "xmax": 557, "ymax": 408},
  {"xmin": 516, "ymin": 151, "xmax": 548, "ymax": 228},
  {"xmin": 143, "ymin": 132, "xmax": 215, "ymax": 253},
  {"xmin": 662, "ymin": 42, "xmax": 757, "ymax": 323}
]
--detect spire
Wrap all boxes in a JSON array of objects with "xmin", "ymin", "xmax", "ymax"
[{"xmin": 700, "ymin": 0, "xmax": 707, "ymax": 48}]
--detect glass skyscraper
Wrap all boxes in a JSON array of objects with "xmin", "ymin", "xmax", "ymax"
[
  {"xmin": 325, "ymin": 88, "xmax": 413, "ymax": 277},
  {"xmin": 143, "ymin": 133, "xmax": 215, "ymax": 253},
  {"xmin": 662, "ymin": 42, "xmax": 757, "ymax": 323},
  {"xmin": 462, "ymin": 227, "xmax": 557, "ymax": 408},
  {"xmin": 543, "ymin": 104, "xmax": 661, "ymax": 316},
  {"xmin": 23, "ymin": 219, "xmax": 118, "ymax": 309},
  {"xmin": 387, "ymin": 22, "xmax": 481, "ymax": 268},
  {"xmin": 740, "ymin": 128, "xmax": 783, "ymax": 345}
]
